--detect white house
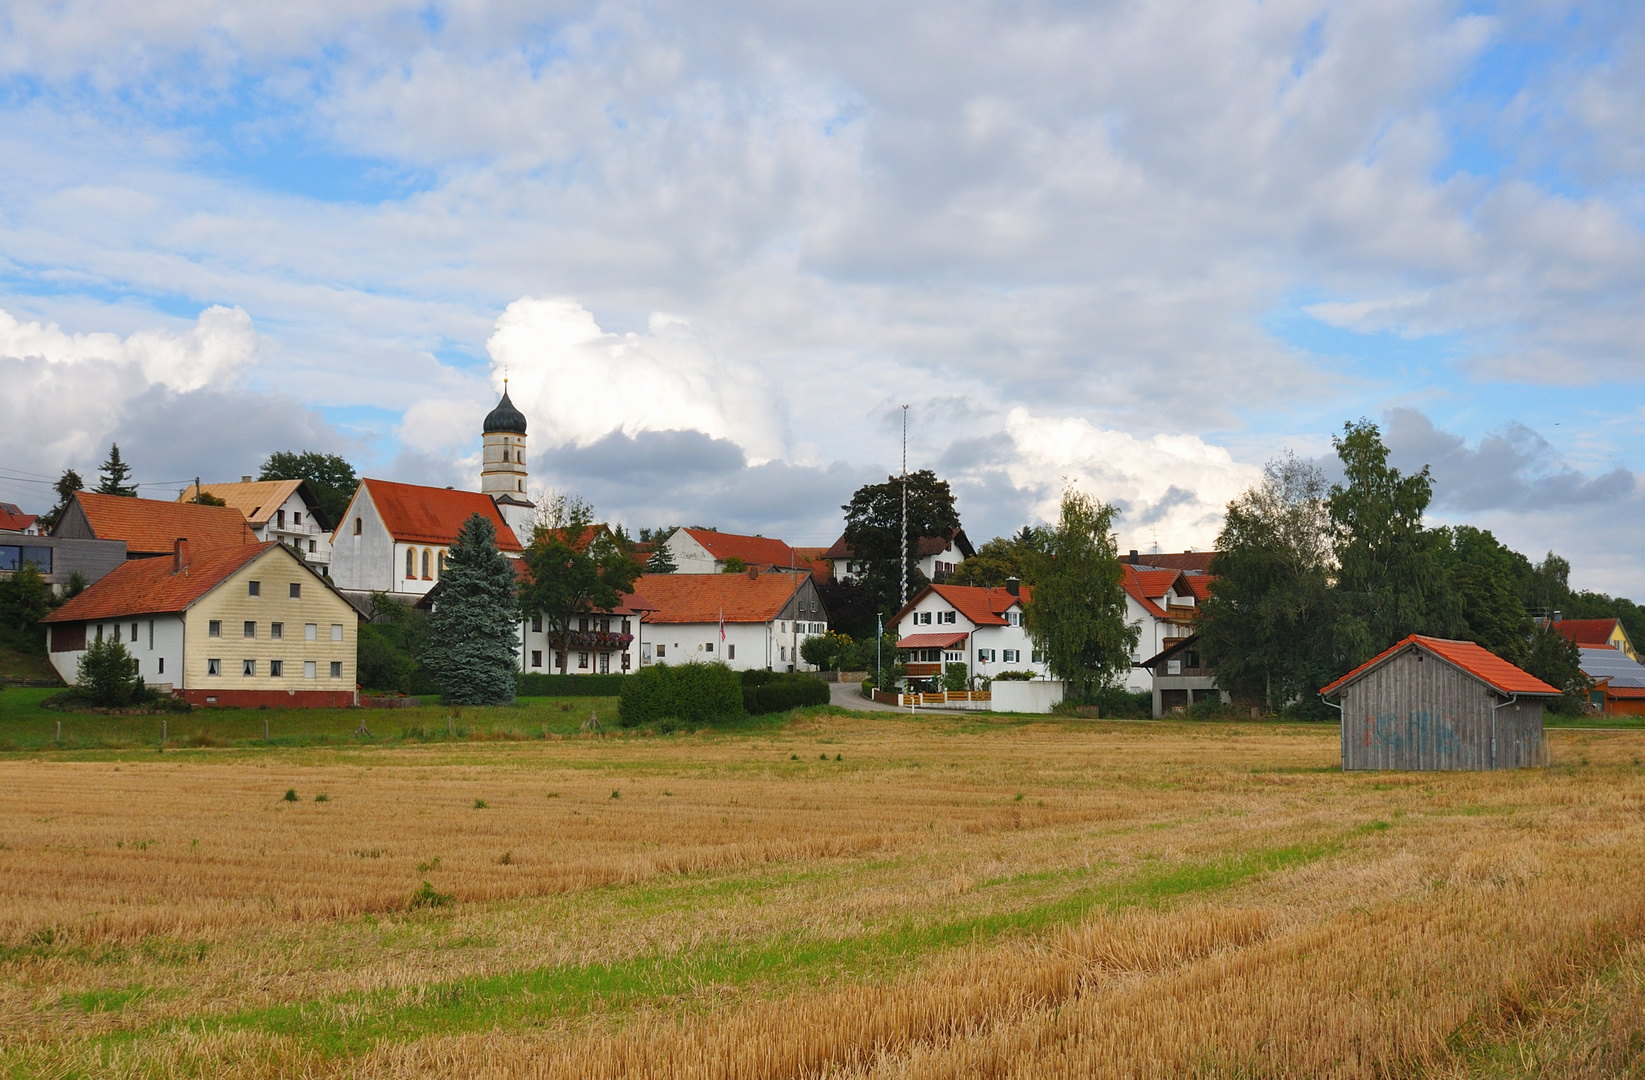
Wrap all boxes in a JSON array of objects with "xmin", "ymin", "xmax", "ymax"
[
  {"xmin": 823, "ymin": 528, "xmax": 973, "ymax": 585},
  {"xmin": 515, "ymin": 525, "xmax": 653, "ymax": 676},
  {"xmin": 177, "ymin": 479, "xmax": 335, "ymax": 570},
  {"xmin": 328, "ymin": 478, "xmax": 523, "ymax": 601},
  {"xmin": 42, "ymin": 539, "xmax": 359, "ymax": 708},
  {"xmin": 0, "ymin": 503, "xmax": 39, "ymax": 534},
  {"xmin": 889, "ymin": 580, "xmax": 1049, "ymax": 687},
  {"xmin": 663, "ymin": 528, "xmax": 798, "ymax": 574},
  {"xmin": 1119, "ymin": 564, "xmax": 1205, "ymax": 692},
  {"xmin": 630, "ymin": 569, "xmax": 828, "ymax": 672}
]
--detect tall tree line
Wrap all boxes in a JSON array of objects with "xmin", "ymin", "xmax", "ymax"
[{"xmin": 1198, "ymin": 420, "xmax": 1589, "ymax": 714}]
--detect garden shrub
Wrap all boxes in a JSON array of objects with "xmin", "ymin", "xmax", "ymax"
[
  {"xmin": 517, "ymin": 673, "xmax": 626, "ymax": 697},
  {"xmin": 618, "ymin": 662, "xmax": 745, "ymax": 727},
  {"xmin": 75, "ymin": 637, "xmax": 143, "ymax": 707},
  {"xmin": 742, "ymin": 673, "xmax": 830, "ymax": 714}
]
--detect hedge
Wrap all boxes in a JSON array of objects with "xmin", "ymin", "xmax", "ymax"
[
  {"xmin": 618, "ymin": 663, "xmax": 745, "ymax": 727},
  {"xmin": 518, "ymin": 673, "xmax": 627, "ymax": 697},
  {"xmin": 743, "ymin": 673, "xmax": 830, "ymax": 715}
]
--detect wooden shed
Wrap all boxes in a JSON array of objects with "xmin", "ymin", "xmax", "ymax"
[{"xmin": 1321, "ymin": 635, "xmax": 1557, "ymax": 771}]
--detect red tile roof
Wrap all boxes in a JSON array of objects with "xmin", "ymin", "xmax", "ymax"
[
  {"xmin": 1320, "ymin": 635, "xmax": 1560, "ymax": 698},
  {"xmin": 71, "ymin": 492, "xmax": 257, "ymax": 555},
  {"xmin": 631, "ymin": 571, "xmax": 810, "ymax": 624},
  {"xmin": 896, "ymin": 631, "xmax": 970, "ymax": 649},
  {"xmin": 679, "ymin": 528, "xmax": 794, "ymax": 568},
  {"xmin": 44, "ymin": 542, "xmax": 277, "ymax": 623},
  {"xmin": 1184, "ymin": 575, "xmax": 1215, "ymax": 602},
  {"xmin": 1554, "ymin": 618, "xmax": 1625, "ymax": 648},
  {"xmin": 890, "ymin": 583, "xmax": 1030, "ymax": 628},
  {"xmin": 0, "ymin": 507, "xmax": 37, "ymax": 532},
  {"xmin": 826, "ymin": 528, "xmax": 973, "ymax": 561},
  {"xmin": 353, "ymin": 479, "xmax": 522, "ymax": 551},
  {"xmin": 822, "ymin": 534, "xmax": 853, "ymax": 560},
  {"xmin": 1121, "ymin": 565, "xmax": 1189, "ymax": 618}
]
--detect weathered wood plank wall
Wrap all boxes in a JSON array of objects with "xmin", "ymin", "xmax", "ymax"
[{"xmin": 1341, "ymin": 649, "xmax": 1544, "ymax": 771}]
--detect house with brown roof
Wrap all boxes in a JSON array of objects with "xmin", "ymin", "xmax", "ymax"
[
  {"xmin": 662, "ymin": 527, "xmax": 799, "ymax": 574},
  {"xmin": 1119, "ymin": 564, "xmax": 1203, "ymax": 691},
  {"xmin": 0, "ymin": 502, "xmax": 39, "ymax": 535},
  {"xmin": 328, "ymin": 478, "xmax": 524, "ymax": 601},
  {"xmin": 629, "ymin": 569, "xmax": 828, "ymax": 672},
  {"xmin": 53, "ymin": 491, "xmax": 258, "ymax": 557},
  {"xmin": 43, "ymin": 540, "xmax": 358, "ymax": 707},
  {"xmin": 175, "ymin": 478, "xmax": 334, "ymax": 570},
  {"xmin": 889, "ymin": 580, "xmax": 1044, "ymax": 687},
  {"xmin": 1321, "ymin": 635, "xmax": 1557, "ymax": 770},
  {"xmin": 1553, "ymin": 617, "xmax": 1636, "ymax": 661}
]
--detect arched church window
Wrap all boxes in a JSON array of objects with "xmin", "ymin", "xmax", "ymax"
[
  {"xmin": 516, "ymin": 451, "xmax": 522, "ymax": 463},
  {"xmin": 354, "ymin": 518, "xmax": 363, "ymax": 536},
  {"xmin": 405, "ymin": 549, "xmax": 415, "ymax": 579},
  {"xmin": 421, "ymin": 549, "xmax": 431, "ymax": 579},
  {"xmin": 517, "ymin": 481, "xmax": 523, "ymax": 492}
]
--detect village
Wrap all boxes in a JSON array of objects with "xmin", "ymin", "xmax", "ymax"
[{"xmin": 5, "ymin": 386, "xmax": 1644, "ymax": 763}]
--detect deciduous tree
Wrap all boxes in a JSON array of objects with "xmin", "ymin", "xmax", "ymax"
[
  {"xmin": 841, "ymin": 469, "xmax": 960, "ymax": 617},
  {"xmin": 517, "ymin": 507, "xmax": 641, "ymax": 667},
  {"xmin": 259, "ymin": 451, "xmax": 358, "ymax": 523},
  {"xmin": 1198, "ymin": 454, "xmax": 1337, "ymax": 711},
  {"xmin": 1022, "ymin": 488, "xmax": 1137, "ymax": 700}
]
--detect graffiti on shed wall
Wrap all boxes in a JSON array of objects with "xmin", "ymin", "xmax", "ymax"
[{"xmin": 1360, "ymin": 711, "xmax": 1461, "ymax": 755}]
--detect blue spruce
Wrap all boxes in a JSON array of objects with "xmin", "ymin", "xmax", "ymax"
[{"xmin": 423, "ymin": 514, "xmax": 518, "ymax": 705}]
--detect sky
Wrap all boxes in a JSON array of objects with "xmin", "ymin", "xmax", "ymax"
[{"xmin": 2, "ymin": 1, "xmax": 1644, "ymax": 589}]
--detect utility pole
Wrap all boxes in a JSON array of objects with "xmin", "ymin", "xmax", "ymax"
[{"xmin": 901, "ymin": 404, "xmax": 909, "ymax": 608}]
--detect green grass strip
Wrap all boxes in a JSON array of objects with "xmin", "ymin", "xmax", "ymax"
[{"xmin": 121, "ymin": 838, "xmax": 1335, "ymax": 1057}]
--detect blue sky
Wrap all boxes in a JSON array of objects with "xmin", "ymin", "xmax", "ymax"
[{"xmin": 2, "ymin": 0, "xmax": 1644, "ymax": 586}]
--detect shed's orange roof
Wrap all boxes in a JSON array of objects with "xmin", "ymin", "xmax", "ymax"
[
  {"xmin": 44, "ymin": 543, "xmax": 276, "ymax": 622},
  {"xmin": 1554, "ymin": 618, "xmax": 1624, "ymax": 647},
  {"xmin": 1320, "ymin": 635, "xmax": 1559, "ymax": 698},
  {"xmin": 71, "ymin": 492, "xmax": 257, "ymax": 555},
  {"xmin": 679, "ymin": 528, "xmax": 794, "ymax": 568},
  {"xmin": 353, "ymin": 479, "xmax": 522, "ymax": 551},
  {"xmin": 631, "ymin": 571, "xmax": 808, "ymax": 624}
]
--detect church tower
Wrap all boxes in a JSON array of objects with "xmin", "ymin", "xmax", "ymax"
[{"xmin": 481, "ymin": 382, "xmax": 536, "ymax": 541}]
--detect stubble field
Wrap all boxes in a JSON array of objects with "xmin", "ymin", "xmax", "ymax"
[{"xmin": 0, "ymin": 710, "xmax": 1643, "ymax": 1078}]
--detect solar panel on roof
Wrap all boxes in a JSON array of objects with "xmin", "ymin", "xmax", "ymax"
[{"xmin": 1578, "ymin": 647, "xmax": 1645, "ymax": 688}]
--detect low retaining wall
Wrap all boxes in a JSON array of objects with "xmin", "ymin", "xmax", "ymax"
[{"xmin": 179, "ymin": 689, "xmax": 359, "ymax": 709}]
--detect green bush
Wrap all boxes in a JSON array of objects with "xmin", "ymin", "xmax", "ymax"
[
  {"xmin": 517, "ymin": 673, "xmax": 625, "ymax": 696},
  {"xmin": 618, "ymin": 662, "xmax": 745, "ymax": 727},
  {"xmin": 739, "ymin": 668, "xmax": 775, "ymax": 687},
  {"xmin": 743, "ymin": 673, "xmax": 830, "ymax": 714},
  {"xmin": 1068, "ymin": 685, "xmax": 1152, "ymax": 719},
  {"xmin": 991, "ymin": 669, "xmax": 1035, "ymax": 682},
  {"xmin": 75, "ymin": 637, "xmax": 143, "ymax": 707},
  {"xmin": 861, "ymin": 679, "xmax": 875, "ymax": 696},
  {"xmin": 358, "ymin": 623, "xmax": 417, "ymax": 694}
]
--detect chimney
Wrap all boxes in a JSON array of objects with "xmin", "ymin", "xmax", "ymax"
[
  {"xmin": 748, "ymin": 566, "xmax": 759, "ymax": 580},
  {"xmin": 1128, "ymin": 549, "xmax": 1138, "ymax": 563},
  {"xmin": 241, "ymin": 475, "xmax": 251, "ymax": 483},
  {"xmin": 173, "ymin": 537, "xmax": 190, "ymax": 574},
  {"xmin": 1005, "ymin": 577, "xmax": 1019, "ymax": 596}
]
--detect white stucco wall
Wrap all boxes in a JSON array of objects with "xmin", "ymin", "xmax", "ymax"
[
  {"xmin": 991, "ymin": 680, "xmax": 1065, "ymax": 714},
  {"xmin": 519, "ymin": 613, "xmax": 644, "ymax": 675},
  {"xmin": 263, "ymin": 491, "xmax": 333, "ymax": 568},
  {"xmin": 642, "ymin": 619, "xmax": 825, "ymax": 672},
  {"xmin": 663, "ymin": 531, "xmax": 719, "ymax": 574},
  {"xmin": 50, "ymin": 614, "xmax": 185, "ymax": 689},
  {"xmin": 329, "ymin": 486, "xmax": 394, "ymax": 593}
]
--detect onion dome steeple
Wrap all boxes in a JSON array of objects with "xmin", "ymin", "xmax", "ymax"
[{"xmin": 483, "ymin": 382, "xmax": 528, "ymax": 435}]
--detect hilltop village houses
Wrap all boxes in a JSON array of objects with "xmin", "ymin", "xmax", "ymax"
[{"xmin": 3, "ymin": 386, "xmax": 1228, "ymax": 711}]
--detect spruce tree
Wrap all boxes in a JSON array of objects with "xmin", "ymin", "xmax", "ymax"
[
  {"xmin": 95, "ymin": 444, "xmax": 138, "ymax": 496},
  {"xmin": 422, "ymin": 514, "xmax": 519, "ymax": 705}
]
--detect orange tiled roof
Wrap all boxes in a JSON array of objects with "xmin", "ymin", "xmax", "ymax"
[
  {"xmin": 890, "ymin": 583, "xmax": 1031, "ymax": 628},
  {"xmin": 822, "ymin": 534, "xmax": 853, "ymax": 560},
  {"xmin": 71, "ymin": 492, "xmax": 257, "ymax": 555},
  {"xmin": 1184, "ymin": 575, "xmax": 1215, "ymax": 602},
  {"xmin": 354, "ymin": 479, "xmax": 522, "ymax": 551},
  {"xmin": 1554, "ymin": 618, "xmax": 1624, "ymax": 648},
  {"xmin": 679, "ymin": 528, "xmax": 794, "ymax": 567},
  {"xmin": 0, "ymin": 505, "xmax": 37, "ymax": 532},
  {"xmin": 44, "ymin": 542, "xmax": 277, "ymax": 623},
  {"xmin": 1121, "ymin": 565, "xmax": 1187, "ymax": 618},
  {"xmin": 631, "ymin": 571, "xmax": 809, "ymax": 624},
  {"xmin": 177, "ymin": 479, "xmax": 313, "ymax": 528},
  {"xmin": 1320, "ymin": 635, "xmax": 1560, "ymax": 698}
]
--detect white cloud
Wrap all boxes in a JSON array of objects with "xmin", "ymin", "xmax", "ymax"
[
  {"xmin": 0, "ymin": 303, "xmax": 255, "ymax": 392},
  {"xmin": 484, "ymin": 297, "xmax": 787, "ymax": 463}
]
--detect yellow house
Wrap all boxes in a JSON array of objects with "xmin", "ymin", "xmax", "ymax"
[
  {"xmin": 44, "ymin": 540, "xmax": 359, "ymax": 707},
  {"xmin": 1554, "ymin": 618, "xmax": 1636, "ymax": 661}
]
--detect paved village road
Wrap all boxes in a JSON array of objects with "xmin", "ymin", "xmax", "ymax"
[{"xmin": 828, "ymin": 681, "xmax": 904, "ymax": 712}]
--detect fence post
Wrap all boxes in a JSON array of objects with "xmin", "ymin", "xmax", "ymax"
[
  {"xmin": 264, "ymin": 717, "xmax": 269, "ymax": 743},
  {"xmin": 161, "ymin": 718, "xmax": 167, "ymax": 746},
  {"xmin": 55, "ymin": 719, "xmax": 61, "ymax": 744}
]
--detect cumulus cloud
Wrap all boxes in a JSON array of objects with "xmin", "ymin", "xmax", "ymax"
[
  {"xmin": 485, "ymin": 298, "xmax": 787, "ymax": 463},
  {"xmin": 0, "ymin": 306, "xmax": 341, "ymax": 505}
]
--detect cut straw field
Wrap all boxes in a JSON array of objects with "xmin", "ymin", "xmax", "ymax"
[{"xmin": 0, "ymin": 711, "xmax": 1642, "ymax": 1078}]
